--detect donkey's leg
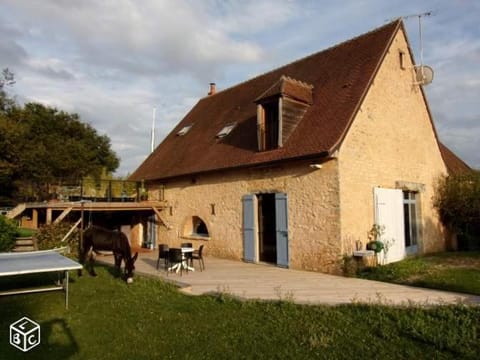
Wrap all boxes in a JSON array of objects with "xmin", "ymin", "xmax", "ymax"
[
  {"xmin": 88, "ymin": 249, "xmax": 97, "ymax": 276},
  {"xmin": 78, "ymin": 248, "xmax": 85, "ymax": 276},
  {"xmin": 114, "ymin": 253, "xmax": 123, "ymax": 277}
]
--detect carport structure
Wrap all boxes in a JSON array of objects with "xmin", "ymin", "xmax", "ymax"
[{"xmin": 6, "ymin": 200, "xmax": 169, "ymax": 249}]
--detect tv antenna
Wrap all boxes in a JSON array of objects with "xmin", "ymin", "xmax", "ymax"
[{"xmin": 403, "ymin": 11, "xmax": 434, "ymax": 86}]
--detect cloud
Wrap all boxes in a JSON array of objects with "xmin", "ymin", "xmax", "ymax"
[
  {"xmin": 0, "ymin": 23, "xmax": 28, "ymax": 69},
  {"xmin": 2, "ymin": 0, "xmax": 268, "ymax": 82},
  {"xmin": 25, "ymin": 58, "xmax": 76, "ymax": 80},
  {"xmin": 0, "ymin": 0, "xmax": 479, "ymax": 174}
]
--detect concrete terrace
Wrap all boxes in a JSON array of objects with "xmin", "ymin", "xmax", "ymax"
[{"xmin": 98, "ymin": 250, "xmax": 480, "ymax": 306}]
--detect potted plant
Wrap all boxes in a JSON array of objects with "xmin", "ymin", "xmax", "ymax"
[
  {"xmin": 366, "ymin": 224, "xmax": 385, "ymax": 255},
  {"xmin": 139, "ymin": 180, "xmax": 148, "ymax": 201}
]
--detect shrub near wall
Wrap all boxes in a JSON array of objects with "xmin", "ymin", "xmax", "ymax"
[
  {"xmin": 35, "ymin": 223, "xmax": 79, "ymax": 258},
  {"xmin": 434, "ymin": 171, "xmax": 480, "ymax": 250},
  {"xmin": 0, "ymin": 215, "xmax": 17, "ymax": 251}
]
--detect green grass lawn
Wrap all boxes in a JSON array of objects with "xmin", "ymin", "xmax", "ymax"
[
  {"xmin": 16, "ymin": 227, "xmax": 37, "ymax": 237},
  {"xmin": 358, "ymin": 252, "xmax": 480, "ymax": 295},
  {"xmin": 1, "ymin": 266, "xmax": 479, "ymax": 359}
]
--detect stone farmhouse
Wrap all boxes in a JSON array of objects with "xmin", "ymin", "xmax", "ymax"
[{"xmin": 130, "ymin": 20, "xmax": 470, "ymax": 273}]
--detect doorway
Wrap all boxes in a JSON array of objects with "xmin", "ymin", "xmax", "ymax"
[
  {"xmin": 257, "ymin": 193, "xmax": 277, "ymax": 263},
  {"xmin": 374, "ymin": 187, "xmax": 420, "ymax": 264},
  {"xmin": 242, "ymin": 192, "xmax": 289, "ymax": 267}
]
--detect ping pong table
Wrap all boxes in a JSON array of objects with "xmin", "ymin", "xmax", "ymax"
[{"xmin": 0, "ymin": 249, "xmax": 82, "ymax": 309}]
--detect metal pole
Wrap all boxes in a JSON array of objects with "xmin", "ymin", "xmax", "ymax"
[
  {"xmin": 65, "ymin": 271, "xmax": 69, "ymax": 309},
  {"xmin": 80, "ymin": 201, "xmax": 84, "ymax": 261}
]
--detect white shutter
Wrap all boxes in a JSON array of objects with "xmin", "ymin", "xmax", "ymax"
[{"xmin": 374, "ymin": 187, "xmax": 405, "ymax": 264}]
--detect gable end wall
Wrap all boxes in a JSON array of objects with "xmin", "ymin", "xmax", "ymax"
[{"xmin": 337, "ymin": 28, "xmax": 448, "ymax": 256}]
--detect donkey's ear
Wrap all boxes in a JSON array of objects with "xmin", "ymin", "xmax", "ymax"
[{"xmin": 133, "ymin": 252, "xmax": 138, "ymax": 261}]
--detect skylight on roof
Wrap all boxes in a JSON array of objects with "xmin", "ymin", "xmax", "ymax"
[
  {"xmin": 216, "ymin": 123, "xmax": 236, "ymax": 138},
  {"xmin": 177, "ymin": 124, "xmax": 193, "ymax": 136}
]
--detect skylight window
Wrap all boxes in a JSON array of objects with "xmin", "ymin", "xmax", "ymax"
[
  {"xmin": 216, "ymin": 123, "xmax": 236, "ymax": 138},
  {"xmin": 177, "ymin": 124, "xmax": 193, "ymax": 136}
]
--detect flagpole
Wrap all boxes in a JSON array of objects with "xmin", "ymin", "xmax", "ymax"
[{"xmin": 151, "ymin": 107, "xmax": 156, "ymax": 153}]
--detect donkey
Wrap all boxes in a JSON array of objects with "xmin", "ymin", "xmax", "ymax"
[{"xmin": 79, "ymin": 226, "xmax": 138, "ymax": 283}]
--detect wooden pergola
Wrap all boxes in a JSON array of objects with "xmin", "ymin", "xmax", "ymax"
[{"xmin": 6, "ymin": 200, "xmax": 169, "ymax": 249}]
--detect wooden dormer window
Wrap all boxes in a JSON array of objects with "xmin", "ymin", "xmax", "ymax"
[
  {"xmin": 255, "ymin": 76, "xmax": 313, "ymax": 152},
  {"xmin": 257, "ymin": 98, "xmax": 281, "ymax": 151}
]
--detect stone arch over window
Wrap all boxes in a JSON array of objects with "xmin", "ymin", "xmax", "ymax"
[{"xmin": 182, "ymin": 215, "xmax": 210, "ymax": 238}]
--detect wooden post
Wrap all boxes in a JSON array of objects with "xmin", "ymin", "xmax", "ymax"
[{"xmin": 79, "ymin": 201, "xmax": 84, "ymax": 255}]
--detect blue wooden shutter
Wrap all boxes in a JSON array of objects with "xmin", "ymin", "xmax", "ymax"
[
  {"xmin": 275, "ymin": 193, "xmax": 289, "ymax": 267},
  {"xmin": 242, "ymin": 194, "xmax": 256, "ymax": 263}
]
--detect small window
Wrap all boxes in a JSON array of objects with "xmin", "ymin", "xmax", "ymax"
[
  {"xmin": 399, "ymin": 50, "xmax": 406, "ymax": 70},
  {"xmin": 182, "ymin": 215, "xmax": 210, "ymax": 239},
  {"xmin": 257, "ymin": 100, "xmax": 280, "ymax": 151},
  {"xmin": 216, "ymin": 123, "xmax": 236, "ymax": 138},
  {"xmin": 263, "ymin": 101, "xmax": 279, "ymax": 150},
  {"xmin": 193, "ymin": 217, "xmax": 209, "ymax": 236},
  {"xmin": 177, "ymin": 124, "xmax": 193, "ymax": 136},
  {"xmin": 403, "ymin": 191, "xmax": 419, "ymax": 250}
]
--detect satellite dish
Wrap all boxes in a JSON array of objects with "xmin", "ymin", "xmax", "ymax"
[{"xmin": 415, "ymin": 65, "xmax": 434, "ymax": 85}]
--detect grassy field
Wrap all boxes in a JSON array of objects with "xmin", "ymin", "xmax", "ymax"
[
  {"xmin": 0, "ymin": 266, "xmax": 479, "ymax": 359},
  {"xmin": 358, "ymin": 252, "xmax": 480, "ymax": 295}
]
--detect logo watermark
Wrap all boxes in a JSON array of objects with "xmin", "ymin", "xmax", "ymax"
[{"xmin": 9, "ymin": 317, "xmax": 41, "ymax": 352}]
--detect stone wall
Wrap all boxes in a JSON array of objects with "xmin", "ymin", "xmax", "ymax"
[
  {"xmin": 155, "ymin": 158, "xmax": 342, "ymax": 273},
  {"xmin": 337, "ymin": 28, "xmax": 448, "ymax": 256},
  {"xmin": 147, "ymin": 28, "xmax": 448, "ymax": 274}
]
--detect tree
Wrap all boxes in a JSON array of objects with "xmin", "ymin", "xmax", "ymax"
[
  {"xmin": 0, "ymin": 68, "xmax": 15, "ymax": 88},
  {"xmin": 0, "ymin": 215, "xmax": 17, "ymax": 251},
  {"xmin": 13, "ymin": 103, "xmax": 120, "ymax": 201},
  {"xmin": 0, "ymin": 68, "xmax": 16, "ymax": 113},
  {"xmin": 434, "ymin": 171, "xmax": 480, "ymax": 250},
  {"xmin": 0, "ymin": 70, "xmax": 120, "ymax": 204}
]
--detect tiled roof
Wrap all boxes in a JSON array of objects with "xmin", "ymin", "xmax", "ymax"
[
  {"xmin": 439, "ymin": 143, "xmax": 471, "ymax": 175},
  {"xmin": 130, "ymin": 20, "xmax": 402, "ymax": 181},
  {"xmin": 255, "ymin": 75, "xmax": 314, "ymax": 104}
]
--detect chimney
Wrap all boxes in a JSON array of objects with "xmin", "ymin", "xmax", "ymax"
[{"xmin": 208, "ymin": 82, "xmax": 216, "ymax": 96}]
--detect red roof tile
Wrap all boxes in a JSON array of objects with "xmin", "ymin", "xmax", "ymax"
[
  {"xmin": 130, "ymin": 20, "xmax": 402, "ymax": 181},
  {"xmin": 255, "ymin": 75, "xmax": 313, "ymax": 104},
  {"xmin": 439, "ymin": 142, "xmax": 471, "ymax": 175}
]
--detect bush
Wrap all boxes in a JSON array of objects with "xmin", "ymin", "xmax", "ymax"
[
  {"xmin": 434, "ymin": 171, "xmax": 480, "ymax": 250},
  {"xmin": 34, "ymin": 222, "xmax": 79, "ymax": 258},
  {"xmin": 341, "ymin": 255, "xmax": 358, "ymax": 277},
  {"xmin": 0, "ymin": 215, "xmax": 17, "ymax": 251},
  {"xmin": 366, "ymin": 240, "xmax": 384, "ymax": 253}
]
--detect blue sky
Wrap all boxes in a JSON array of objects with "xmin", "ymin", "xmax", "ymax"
[{"xmin": 1, "ymin": 0, "xmax": 478, "ymax": 175}]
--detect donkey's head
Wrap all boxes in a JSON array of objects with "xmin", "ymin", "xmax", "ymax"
[{"xmin": 125, "ymin": 252, "xmax": 138, "ymax": 283}]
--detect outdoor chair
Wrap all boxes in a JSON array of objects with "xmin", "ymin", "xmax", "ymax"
[
  {"xmin": 167, "ymin": 248, "xmax": 184, "ymax": 276},
  {"xmin": 156, "ymin": 244, "xmax": 169, "ymax": 271},
  {"xmin": 191, "ymin": 245, "xmax": 205, "ymax": 271}
]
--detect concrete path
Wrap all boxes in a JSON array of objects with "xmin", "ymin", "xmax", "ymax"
[{"xmin": 98, "ymin": 250, "xmax": 480, "ymax": 306}]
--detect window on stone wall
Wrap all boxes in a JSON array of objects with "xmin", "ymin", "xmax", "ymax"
[
  {"xmin": 257, "ymin": 99, "xmax": 280, "ymax": 151},
  {"xmin": 183, "ymin": 215, "xmax": 210, "ymax": 239},
  {"xmin": 403, "ymin": 191, "xmax": 419, "ymax": 251},
  {"xmin": 399, "ymin": 50, "xmax": 406, "ymax": 70},
  {"xmin": 192, "ymin": 216, "xmax": 209, "ymax": 236}
]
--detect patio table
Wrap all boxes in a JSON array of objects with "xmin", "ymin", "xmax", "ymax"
[
  {"xmin": 168, "ymin": 247, "xmax": 194, "ymax": 273},
  {"xmin": 0, "ymin": 249, "xmax": 82, "ymax": 309}
]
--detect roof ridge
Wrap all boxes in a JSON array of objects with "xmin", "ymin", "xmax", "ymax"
[
  {"xmin": 281, "ymin": 75, "xmax": 314, "ymax": 89},
  {"xmin": 201, "ymin": 19, "xmax": 402, "ymax": 99}
]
